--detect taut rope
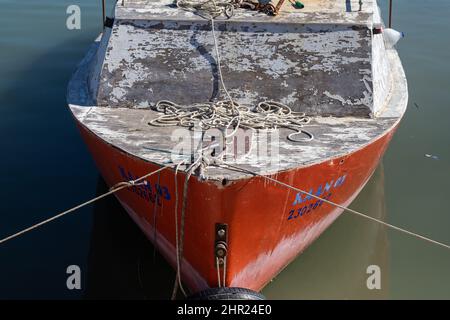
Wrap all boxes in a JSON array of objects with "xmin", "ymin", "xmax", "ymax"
[
  {"xmin": 0, "ymin": 165, "xmax": 171, "ymax": 246},
  {"xmin": 218, "ymin": 162, "xmax": 450, "ymax": 251}
]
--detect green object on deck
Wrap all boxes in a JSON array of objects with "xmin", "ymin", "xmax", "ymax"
[{"xmin": 294, "ymin": 1, "xmax": 304, "ymax": 9}]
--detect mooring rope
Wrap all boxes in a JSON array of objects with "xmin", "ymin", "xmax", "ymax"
[
  {"xmin": 171, "ymin": 151, "xmax": 210, "ymax": 299},
  {"xmin": 216, "ymin": 257, "xmax": 222, "ymax": 287},
  {"xmin": 0, "ymin": 165, "xmax": 171, "ymax": 246},
  {"xmin": 217, "ymin": 162, "xmax": 450, "ymax": 251},
  {"xmin": 171, "ymin": 161, "xmax": 187, "ymax": 299},
  {"xmin": 209, "ymin": 10, "xmax": 234, "ymax": 104},
  {"xmin": 152, "ymin": 171, "xmax": 161, "ymax": 261},
  {"xmin": 0, "ymin": 154, "xmax": 449, "ymax": 301}
]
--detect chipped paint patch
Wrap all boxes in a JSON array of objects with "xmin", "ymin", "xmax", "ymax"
[{"xmin": 97, "ymin": 19, "xmax": 374, "ymax": 117}]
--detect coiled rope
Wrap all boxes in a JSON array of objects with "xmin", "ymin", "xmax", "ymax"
[
  {"xmin": 149, "ymin": 0, "xmax": 314, "ymax": 160},
  {"xmin": 150, "ymin": 100, "xmax": 313, "ymax": 142}
]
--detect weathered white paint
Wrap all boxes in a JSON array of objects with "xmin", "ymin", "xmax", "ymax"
[
  {"xmin": 371, "ymin": 1, "xmax": 393, "ymax": 116},
  {"xmin": 66, "ymin": 0, "xmax": 408, "ymax": 181}
]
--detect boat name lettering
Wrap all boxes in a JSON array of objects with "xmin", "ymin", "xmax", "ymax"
[
  {"xmin": 118, "ymin": 166, "xmax": 171, "ymax": 205},
  {"xmin": 292, "ymin": 174, "xmax": 347, "ymax": 206},
  {"xmin": 288, "ymin": 193, "xmax": 332, "ymax": 221}
]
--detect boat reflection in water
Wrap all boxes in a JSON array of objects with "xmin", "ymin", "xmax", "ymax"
[
  {"xmin": 84, "ymin": 178, "xmax": 175, "ymax": 300},
  {"xmin": 85, "ymin": 164, "xmax": 389, "ymax": 299}
]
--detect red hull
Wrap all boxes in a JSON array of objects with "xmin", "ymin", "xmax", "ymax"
[{"xmin": 76, "ymin": 119, "xmax": 397, "ymax": 293}]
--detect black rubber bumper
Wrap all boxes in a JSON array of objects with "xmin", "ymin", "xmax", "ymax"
[{"xmin": 187, "ymin": 287, "xmax": 266, "ymax": 300}]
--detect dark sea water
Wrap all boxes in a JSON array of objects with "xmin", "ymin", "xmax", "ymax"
[{"xmin": 0, "ymin": 0, "xmax": 449, "ymax": 299}]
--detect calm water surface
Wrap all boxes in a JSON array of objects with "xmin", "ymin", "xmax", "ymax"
[{"xmin": 0, "ymin": 0, "xmax": 449, "ymax": 299}]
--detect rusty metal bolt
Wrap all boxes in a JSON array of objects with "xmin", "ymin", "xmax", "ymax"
[{"xmin": 217, "ymin": 229, "xmax": 226, "ymax": 238}]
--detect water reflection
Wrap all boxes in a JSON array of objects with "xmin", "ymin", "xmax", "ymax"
[{"xmin": 84, "ymin": 178, "xmax": 176, "ymax": 300}]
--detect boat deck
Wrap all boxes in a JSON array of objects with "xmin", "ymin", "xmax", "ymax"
[
  {"xmin": 68, "ymin": 42, "xmax": 407, "ymax": 181},
  {"xmin": 67, "ymin": 0, "xmax": 408, "ymax": 181},
  {"xmin": 69, "ymin": 103, "xmax": 398, "ymax": 180}
]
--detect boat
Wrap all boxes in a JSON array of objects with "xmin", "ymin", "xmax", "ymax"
[
  {"xmin": 83, "ymin": 165, "xmax": 389, "ymax": 299},
  {"xmin": 67, "ymin": 0, "xmax": 407, "ymax": 298}
]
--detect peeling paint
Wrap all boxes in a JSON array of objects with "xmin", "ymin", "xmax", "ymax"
[
  {"xmin": 66, "ymin": 0, "xmax": 408, "ymax": 181},
  {"xmin": 97, "ymin": 15, "xmax": 374, "ymax": 117}
]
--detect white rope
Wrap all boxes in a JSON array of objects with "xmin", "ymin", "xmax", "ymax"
[
  {"xmin": 176, "ymin": 0, "xmax": 237, "ymax": 19},
  {"xmin": 150, "ymin": 0, "xmax": 314, "ymax": 166},
  {"xmin": 219, "ymin": 163, "xmax": 450, "ymax": 251},
  {"xmin": 210, "ymin": 14, "xmax": 234, "ymax": 104},
  {"xmin": 162, "ymin": 1, "xmax": 314, "ymax": 292},
  {"xmin": 215, "ymin": 256, "xmax": 227, "ymax": 287},
  {"xmin": 152, "ymin": 171, "xmax": 161, "ymax": 260},
  {"xmin": 216, "ymin": 257, "xmax": 222, "ymax": 287},
  {"xmin": 222, "ymin": 255, "xmax": 227, "ymax": 286},
  {"xmin": 150, "ymin": 100, "xmax": 313, "ymax": 142},
  {"xmin": 0, "ymin": 165, "xmax": 172, "ymax": 245},
  {"xmin": 171, "ymin": 161, "xmax": 187, "ymax": 299},
  {"xmin": 170, "ymin": 149, "xmax": 213, "ymax": 298}
]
